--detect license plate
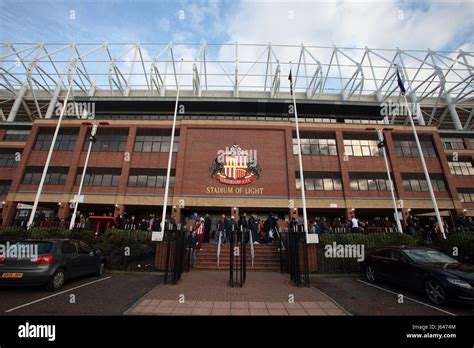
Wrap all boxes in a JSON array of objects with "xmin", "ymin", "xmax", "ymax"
[{"xmin": 1, "ymin": 272, "xmax": 24, "ymax": 279}]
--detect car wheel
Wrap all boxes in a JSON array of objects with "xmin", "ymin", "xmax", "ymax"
[
  {"xmin": 95, "ymin": 262, "xmax": 105, "ymax": 276},
  {"xmin": 46, "ymin": 269, "xmax": 66, "ymax": 291},
  {"xmin": 365, "ymin": 265, "xmax": 376, "ymax": 283},
  {"xmin": 425, "ymin": 279, "xmax": 447, "ymax": 305}
]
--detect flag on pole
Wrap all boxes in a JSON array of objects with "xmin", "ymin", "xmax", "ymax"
[
  {"xmin": 396, "ymin": 66, "xmax": 406, "ymax": 95},
  {"xmin": 288, "ymin": 69, "xmax": 293, "ymax": 95}
]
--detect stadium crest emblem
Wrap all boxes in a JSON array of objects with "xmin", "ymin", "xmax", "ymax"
[{"xmin": 209, "ymin": 144, "xmax": 262, "ymax": 185}]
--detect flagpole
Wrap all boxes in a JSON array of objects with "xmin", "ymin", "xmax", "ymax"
[
  {"xmin": 396, "ymin": 66, "xmax": 446, "ymax": 239},
  {"xmin": 376, "ymin": 129, "xmax": 403, "ymax": 233},
  {"xmin": 27, "ymin": 64, "xmax": 76, "ymax": 229},
  {"xmin": 403, "ymin": 94, "xmax": 446, "ymax": 239},
  {"xmin": 289, "ymin": 62, "xmax": 309, "ymax": 239},
  {"xmin": 161, "ymin": 58, "xmax": 183, "ymax": 235}
]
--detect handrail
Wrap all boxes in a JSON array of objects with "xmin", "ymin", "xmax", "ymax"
[
  {"xmin": 217, "ymin": 228, "xmax": 222, "ymax": 267},
  {"xmin": 248, "ymin": 226, "xmax": 254, "ymax": 268}
]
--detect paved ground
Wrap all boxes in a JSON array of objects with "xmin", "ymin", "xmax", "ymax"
[
  {"xmin": 311, "ymin": 274, "xmax": 474, "ymax": 316},
  {"xmin": 0, "ymin": 272, "xmax": 161, "ymax": 315},
  {"xmin": 127, "ymin": 271, "xmax": 347, "ymax": 316}
]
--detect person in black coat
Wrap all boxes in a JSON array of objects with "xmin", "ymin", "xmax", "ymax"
[
  {"xmin": 248, "ymin": 213, "xmax": 259, "ymax": 244},
  {"xmin": 289, "ymin": 217, "xmax": 299, "ymax": 233},
  {"xmin": 204, "ymin": 214, "xmax": 212, "ymax": 243},
  {"xmin": 186, "ymin": 231, "xmax": 199, "ymax": 267}
]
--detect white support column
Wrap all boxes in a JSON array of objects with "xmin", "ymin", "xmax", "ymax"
[
  {"xmin": 7, "ymin": 84, "xmax": 27, "ymax": 121},
  {"xmin": 44, "ymin": 82, "xmax": 63, "ymax": 119},
  {"xmin": 444, "ymin": 92, "xmax": 463, "ymax": 130},
  {"xmin": 409, "ymin": 93, "xmax": 425, "ymax": 126}
]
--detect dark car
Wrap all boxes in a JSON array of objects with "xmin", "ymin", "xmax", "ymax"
[
  {"xmin": 0, "ymin": 239, "xmax": 105, "ymax": 291},
  {"xmin": 362, "ymin": 245, "xmax": 474, "ymax": 305}
]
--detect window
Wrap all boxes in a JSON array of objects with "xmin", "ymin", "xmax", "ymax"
[
  {"xmin": 3, "ymin": 130, "xmax": 30, "ymax": 142},
  {"xmin": 128, "ymin": 169, "xmax": 175, "ymax": 188},
  {"xmin": 0, "ymin": 151, "xmax": 20, "ymax": 167},
  {"xmin": 0, "ymin": 180, "xmax": 11, "ymax": 195},
  {"xmin": 75, "ymin": 168, "xmax": 121, "ymax": 187},
  {"xmin": 343, "ymin": 139, "xmax": 381, "ymax": 157},
  {"xmin": 344, "ymin": 119, "xmax": 385, "ymax": 125},
  {"xmin": 448, "ymin": 161, "xmax": 474, "ymax": 176},
  {"xmin": 401, "ymin": 174, "xmax": 446, "ymax": 192},
  {"xmin": 62, "ymin": 241, "xmax": 77, "ymax": 254},
  {"xmin": 83, "ymin": 129, "xmax": 128, "ymax": 152},
  {"xmin": 34, "ymin": 128, "xmax": 78, "ymax": 151},
  {"xmin": 77, "ymin": 241, "xmax": 93, "ymax": 254},
  {"xmin": 442, "ymin": 138, "xmax": 465, "ymax": 150},
  {"xmin": 393, "ymin": 135, "xmax": 436, "ymax": 158},
  {"xmin": 296, "ymin": 172, "xmax": 342, "ymax": 191},
  {"xmin": 349, "ymin": 174, "xmax": 392, "ymax": 191},
  {"xmin": 134, "ymin": 129, "xmax": 179, "ymax": 153},
  {"xmin": 457, "ymin": 188, "xmax": 474, "ymax": 203},
  {"xmin": 293, "ymin": 133, "xmax": 337, "ymax": 156},
  {"xmin": 22, "ymin": 167, "xmax": 68, "ymax": 185}
]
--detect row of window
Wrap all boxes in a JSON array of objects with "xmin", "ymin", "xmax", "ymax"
[
  {"xmin": 293, "ymin": 136, "xmax": 441, "ymax": 158},
  {"xmin": 3, "ymin": 130, "xmax": 30, "ymax": 142},
  {"xmin": 31, "ymin": 129, "xmax": 179, "ymax": 153},
  {"xmin": 349, "ymin": 178, "xmax": 392, "ymax": 191},
  {"xmin": 296, "ymin": 177, "xmax": 342, "ymax": 191},
  {"xmin": 20, "ymin": 167, "xmax": 175, "ymax": 188},
  {"xmin": 293, "ymin": 138, "xmax": 338, "ymax": 156},
  {"xmin": 0, "ymin": 152, "xmax": 19, "ymax": 167},
  {"xmin": 459, "ymin": 193, "xmax": 474, "ymax": 203},
  {"xmin": 402, "ymin": 179, "xmax": 447, "ymax": 192},
  {"xmin": 0, "ymin": 181, "xmax": 11, "ymax": 195},
  {"xmin": 394, "ymin": 140, "xmax": 437, "ymax": 158},
  {"xmin": 294, "ymin": 171, "xmax": 450, "ymax": 192},
  {"xmin": 442, "ymin": 138, "xmax": 465, "ymax": 150},
  {"xmin": 23, "ymin": 171, "xmax": 68, "ymax": 186},
  {"xmin": 448, "ymin": 161, "xmax": 474, "ymax": 176}
]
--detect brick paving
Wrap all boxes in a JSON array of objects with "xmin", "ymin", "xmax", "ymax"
[{"xmin": 127, "ymin": 271, "xmax": 347, "ymax": 316}]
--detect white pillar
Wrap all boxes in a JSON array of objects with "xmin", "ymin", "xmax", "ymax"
[
  {"xmin": 7, "ymin": 85, "xmax": 27, "ymax": 121},
  {"xmin": 444, "ymin": 93, "xmax": 463, "ymax": 130}
]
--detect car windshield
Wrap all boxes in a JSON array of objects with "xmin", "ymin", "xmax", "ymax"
[
  {"xmin": 12, "ymin": 242, "xmax": 53, "ymax": 255},
  {"xmin": 404, "ymin": 249, "xmax": 459, "ymax": 264}
]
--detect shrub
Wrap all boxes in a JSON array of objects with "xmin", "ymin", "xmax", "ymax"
[{"xmin": 316, "ymin": 232, "xmax": 417, "ymax": 273}]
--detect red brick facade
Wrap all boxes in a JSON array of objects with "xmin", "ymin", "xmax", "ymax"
[{"xmin": 1, "ymin": 118, "xmax": 473, "ymax": 225}]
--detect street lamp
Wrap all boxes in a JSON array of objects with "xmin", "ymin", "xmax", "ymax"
[
  {"xmin": 69, "ymin": 121, "xmax": 109, "ymax": 230},
  {"xmin": 366, "ymin": 127, "xmax": 403, "ymax": 234}
]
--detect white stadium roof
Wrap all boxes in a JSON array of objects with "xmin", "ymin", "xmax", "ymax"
[{"xmin": 0, "ymin": 42, "xmax": 473, "ymax": 130}]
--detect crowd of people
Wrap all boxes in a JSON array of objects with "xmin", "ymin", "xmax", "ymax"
[
  {"xmin": 185, "ymin": 212, "xmax": 281, "ymax": 251},
  {"xmin": 6, "ymin": 208, "xmax": 473, "ymax": 244}
]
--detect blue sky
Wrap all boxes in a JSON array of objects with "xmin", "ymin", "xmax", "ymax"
[
  {"xmin": 0, "ymin": 0, "xmax": 472, "ymax": 93},
  {"xmin": 0, "ymin": 0, "xmax": 234, "ymax": 44},
  {"xmin": 1, "ymin": 0, "xmax": 472, "ymax": 51}
]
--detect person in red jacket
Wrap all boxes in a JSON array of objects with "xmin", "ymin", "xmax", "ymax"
[{"xmin": 195, "ymin": 217, "xmax": 205, "ymax": 250}]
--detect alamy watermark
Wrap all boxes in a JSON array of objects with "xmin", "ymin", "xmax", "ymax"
[
  {"xmin": 18, "ymin": 322, "xmax": 56, "ymax": 342},
  {"xmin": 380, "ymin": 100, "xmax": 420, "ymax": 118},
  {"xmin": 0, "ymin": 241, "xmax": 39, "ymax": 261},
  {"xmin": 54, "ymin": 101, "xmax": 95, "ymax": 119},
  {"xmin": 324, "ymin": 242, "xmax": 365, "ymax": 262},
  {"xmin": 216, "ymin": 145, "xmax": 258, "ymax": 168}
]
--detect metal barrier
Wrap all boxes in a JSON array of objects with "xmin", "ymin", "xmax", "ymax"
[
  {"xmin": 229, "ymin": 225, "xmax": 247, "ymax": 287},
  {"xmin": 280, "ymin": 229, "xmax": 310, "ymax": 287},
  {"xmin": 163, "ymin": 227, "xmax": 189, "ymax": 284}
]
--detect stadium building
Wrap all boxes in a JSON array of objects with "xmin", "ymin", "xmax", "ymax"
[{"xmin": 0, "ymin": 43, "xmax": 473, "ymax": 229}]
